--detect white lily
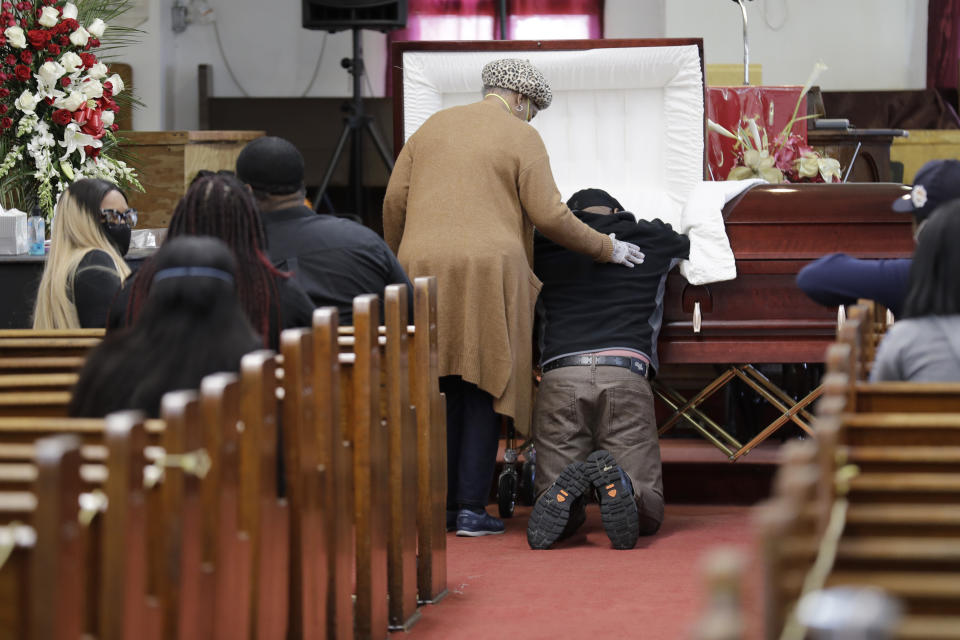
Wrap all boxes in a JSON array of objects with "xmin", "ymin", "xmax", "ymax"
[
  {"xmin": 707, "ymin": 118, "xmax": 737, "ymax": 139},
  {"xmin": 58, "ymin": 123, "xmax": 101, "ymax": 163}
]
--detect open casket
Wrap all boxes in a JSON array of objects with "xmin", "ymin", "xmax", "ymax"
[{"xmin": 390, "ymin": 39, "xmax": 914, "ymax": 459}]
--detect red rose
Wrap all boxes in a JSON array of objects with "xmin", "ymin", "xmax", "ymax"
[
  {"xmin": 13, "ymin": 64, "xmax": 30, "ymax": 82},
  {"xmin": 110, "ymin": 123, "xmax": 118, "ymax": 132},
  {"xmin": 60, "ymin": 76, "xmax": 70, "ymax": 87},
  {"xmin": 57, "ymin": 35, "xmax": 68, "ymax": 46},
  {"xmin": 0, "ymin": 117, "xmax": 12, "ymax": 130},
  {"xmin": 26, "ymin": 29, "xmax": 50, "ymax": 49},
  {"xmin": 89, "ymin": 38, "xmax": 100, "ymax": 48},
  {"xmin": 61, "ymin": 18, "xmax": 78, "ymax": 31},
  {"xmin": 0, "ymin": 88, "xmax": 10, "ymax": 97},
  {"xmin": 0, "ymin": 35, "xmax": 6, "ymax": 46},
  {"xmin": 19, "ymin": 50, "xmax": 31, "ymax": 64},
  {"xmin": 51, "ymin": 109, "xmax": 72, "ymax": 126},
  {"xmin": 4, "ymin": 54, "xmax": 15, "ymax": 66},
  {"xmin": 44, "ymin": 96, "xmax": 53, "ymax": 105},
  {"xmin": 46, "ymin": 43, "xmax": 59, "ymax": 55},
  {"xmin": 1, "ymin": 2, "xmax": 11, "ymax": 9},
  {"xmin": 80, "ymin": 52, "xmax": 95, "ymax": 69},
  {"xmin": 0, "ymin": 104, "xmax": 7, "ymax": 115}
]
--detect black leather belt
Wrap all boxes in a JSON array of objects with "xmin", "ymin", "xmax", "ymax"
[{"xmin": 541, "ymin": 354, "xmax": 649, "ymax": 378}]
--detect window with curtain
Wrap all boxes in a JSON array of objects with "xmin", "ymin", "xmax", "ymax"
[{"xmin": 386, "ymin": 0, "xmax": 604, "ymax": 93}]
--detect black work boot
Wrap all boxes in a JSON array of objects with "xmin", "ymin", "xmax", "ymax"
[
  {"xmin": 585, "ymin": 450, "xmax": 639, "ymax": 550},
  {"xmin": 527, "ymin": 461, "xmax": 590, "ymax": 550}
]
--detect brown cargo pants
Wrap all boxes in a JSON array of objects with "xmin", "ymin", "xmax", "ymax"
[{"xmin": 532, "ymin": 362, "xmax": 663, "ymax": 535}]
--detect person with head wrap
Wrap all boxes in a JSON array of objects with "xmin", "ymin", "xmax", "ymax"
[
  {"xmin": 383, "ymin": 59, "xmax": 646, "ymax": 537},
  {"xmin": 526, "ymin": 188, "xmax": 690, "ymax": 551},
  {"xmin": 236, "ymin": 135, "xmax": 413, "ymax": 325}
]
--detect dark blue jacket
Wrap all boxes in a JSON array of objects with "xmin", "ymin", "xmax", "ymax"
[{"xmin": 795, "ymin": 253, "xmax": 911, "ymax": 317}]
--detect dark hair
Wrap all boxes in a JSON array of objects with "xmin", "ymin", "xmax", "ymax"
[
  {"xmin": 123, "ymin": 173, "xmax": 287, "ymax": 345},
  {"xmin": 902, "ymin": 202, "xmax": 960, "ymax": 318},
  {"xmin": 69, "ymin": 236, "xmax": 263, "ymax": 418},
  {"xmin": 68, "ymin": 178, "xmax": 125, "ymax": 218}
]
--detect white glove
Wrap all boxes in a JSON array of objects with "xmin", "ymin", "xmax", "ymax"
[{"xmin": 609, "ymin": 233, "xmax": 645, "ymax": 268}]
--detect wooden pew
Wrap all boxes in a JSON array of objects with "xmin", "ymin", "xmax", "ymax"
[
  {"xmin": 312, "ymin": 308, "xmax": 356, "ymax": 640},
  {"xmin": 338, "ymin": 276, "xmax": 448, "ymax": 609},
  {"xmin": 0, "ymin": 414, "xmax": 160, "ymax": 640},
  {"xmin": 240, "ymin": 350, "xmax": 290, "ymax": 640},
  {"xmin": 279, "ymin": 327, "xmax": 330, "ymax": 640},
  {"xmin": 0, "ymin": 371, "xmax": 274, "ymax": 639},
  {"xmin": 0, "ymin": 330, "xmax": 102, "ymax": 375},
  {"xmin": 345, "ymin": 294, "xmax": 390, "ymax": 640},
  {"xmin": 199, "ymin": 372, "xmax": 253, "ymax": 640}
]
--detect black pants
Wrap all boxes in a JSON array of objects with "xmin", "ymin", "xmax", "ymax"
[{"xmin": 439, "ymin": 375, "xmax": 501, "ymax": 511}]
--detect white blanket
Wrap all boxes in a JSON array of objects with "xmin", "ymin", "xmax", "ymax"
[{"xmin": 626, "ymin": 179, "xmax": 761, "ymax": 285}]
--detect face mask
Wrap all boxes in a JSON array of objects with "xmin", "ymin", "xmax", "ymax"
[{"xmin": 102, "ymin": 222, "xmax": 131, "ymax": 256}]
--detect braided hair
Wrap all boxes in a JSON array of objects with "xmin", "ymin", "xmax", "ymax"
[{"xmin": 124, "ymin": 173, "xmax": 287, "ymax": 345}]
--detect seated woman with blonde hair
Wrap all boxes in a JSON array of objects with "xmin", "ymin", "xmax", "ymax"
[
  {"xmin": 32, "ymin": 178, "xmax": 135, "ymax": 328},
  {"xmin": 871, "ymin": 202, "xmax": 960, "ymax": 381}
]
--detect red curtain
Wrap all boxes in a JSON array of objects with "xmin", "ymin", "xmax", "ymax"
[
  {"xmin": 386, "ymin": 0, "xmax": 604, "ymax": 94},
  {"xmin": 928, "ymin": 0, "xmax": 960, "ymax": 89}
]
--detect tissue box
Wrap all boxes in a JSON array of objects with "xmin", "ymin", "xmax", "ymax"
[{"xmin": 0, "ymin": 209, "xmax": 29, "ymax": 255}]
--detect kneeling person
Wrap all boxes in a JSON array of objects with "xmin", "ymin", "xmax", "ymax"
[{"xmin": 527, "ymin": 188, "xmax": 689, "ymax": 550}]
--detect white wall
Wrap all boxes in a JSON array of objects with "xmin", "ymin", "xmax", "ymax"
[
  {"xmin": 121, "ymin": 0, "xmax": 927, "ymax": 131},
  {"xmin": 658, "ymin": 0, "xmax": 926, "ymax": 91}
]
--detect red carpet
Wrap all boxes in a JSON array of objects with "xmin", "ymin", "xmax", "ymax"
[{"xmin": 407, "ymin": 504, "xmax": 764, "ymax": 639}]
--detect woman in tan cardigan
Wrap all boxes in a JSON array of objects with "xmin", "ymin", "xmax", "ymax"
[{"xmin": 383, "ymin": 58, "xmax": 644, "ymax": 536}]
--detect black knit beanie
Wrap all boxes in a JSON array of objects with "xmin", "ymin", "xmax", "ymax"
[{"xmin": 236, "ymin": 136, "xmax": 305, "ymax": 195}]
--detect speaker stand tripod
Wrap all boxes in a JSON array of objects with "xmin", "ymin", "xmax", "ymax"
[{"xmin": 314, "ymin": 27, "xmax": 394, "ymax": 224}]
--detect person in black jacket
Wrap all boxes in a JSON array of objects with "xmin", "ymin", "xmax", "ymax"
[
  {"xmin": 112, "ymin": 173, "xmax": 314, "ymax": 349},
  {"xmin": 235, "ymin": 136, "xmax": 412, "ymax": 325},
  {"xmin": 527, "ymin": 188, "xmax": 690, "ymax": 551},
  {"xmin": 33, "ymin": 178, "xmax": 134, "ymax": 328}
]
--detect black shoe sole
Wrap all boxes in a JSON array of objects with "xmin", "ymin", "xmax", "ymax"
[
  {"xmin": 585, "ymin": 450, "xmax": 639, "ymax": 550},
  {"xmin": 526, "ymin": 461, "xmax": 589, "ymax": 550}
]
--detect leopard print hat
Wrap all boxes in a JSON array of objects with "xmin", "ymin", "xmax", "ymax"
[{"xmin": 481, "ymin": 58, "xmax": 553, "ymax": 110}]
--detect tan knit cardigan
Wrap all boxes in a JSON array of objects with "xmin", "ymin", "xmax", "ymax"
[{"xmin": 383, "ymin": 97, "xmax": 613, "ymax": 434}]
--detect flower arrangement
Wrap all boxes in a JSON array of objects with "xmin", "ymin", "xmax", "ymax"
[
  {"xmin": 0, "ymin": 0, "xmax": 141, "ymax": 219},
  {"xmin": 710, "ymin": 63, "xmax": 841, "ymax": 184}
]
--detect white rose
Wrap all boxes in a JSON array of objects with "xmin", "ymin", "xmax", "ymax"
[
  {"xmin": 55, "ymin": 91, "xmax": 86, "ymax": 112},
  {"xmin": 14, "ymin": 89, "xmax": 39, "ymax": 113},
  {"xmin": 4, "ymin": 26, "xmax": 26, "ymax": 49},
  {"xmin": 62, "ymin": 2, "xmax": 78, "ymax": 20},
  {"xmin": 69, "ymin": 27, "xmax": 89, "ymax": 48},
  {"xmin": 38, "ymin": 6, "xmax": 59, "ymax": 28},
  {"xmin": 86, "ymin": 18, "xmax": 106, "ymax": 39},
  {"xmin": 106, "ymin": 73, "xmax": 124, "ymax": 95},
  {"xmin": 101, "ymin": 109, "xmax": 115, "ymax": 127},
  {"xmin": 86, "ymin": 62, "xmax": 108, "ymax": 80},
  {"xmin": 80, "ymin": 78, "xmax": 103, "ymax": 100},
  {"xmin": 60, "ymin": 52, "xmax": 84, "ymax": 74},
  {"xmin": 37, "ymin": 61, "xmax": 66, "ymax": 87}
]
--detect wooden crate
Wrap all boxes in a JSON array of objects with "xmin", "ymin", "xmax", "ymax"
[{"xmin": 120, "ymin": 130, "xmax": 264, "ymax": 229}]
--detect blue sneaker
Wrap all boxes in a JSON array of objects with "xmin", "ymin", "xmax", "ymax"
[
  {"xmin": 585, "ymin": 450, "xmax": 639, "ymax": 550},
  {"xmin": 455, "ymin": 508, "xmax": 505, "ymax": 537},
  {"xmin": 526, "ymin": 461, "xmax": 590, "ymax": 550}
]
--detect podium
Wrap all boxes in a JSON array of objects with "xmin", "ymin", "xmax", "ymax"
[{"xmin": 121, "ymin": 130, "xmax": 264, "ymax": 229}]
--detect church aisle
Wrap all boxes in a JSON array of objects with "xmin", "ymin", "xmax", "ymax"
[{"xmin": 407, "ymin": 504, "xmax": 763, "ymax": 639}]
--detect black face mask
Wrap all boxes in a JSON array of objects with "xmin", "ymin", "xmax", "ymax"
[{"xmin": 102, "ymin": 222, "xmax": 131, "ymax": 256}]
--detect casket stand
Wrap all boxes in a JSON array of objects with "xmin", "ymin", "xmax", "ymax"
[{"xmin": 390, "ymin": 39, "xmax": 914, "ymax": 460}]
